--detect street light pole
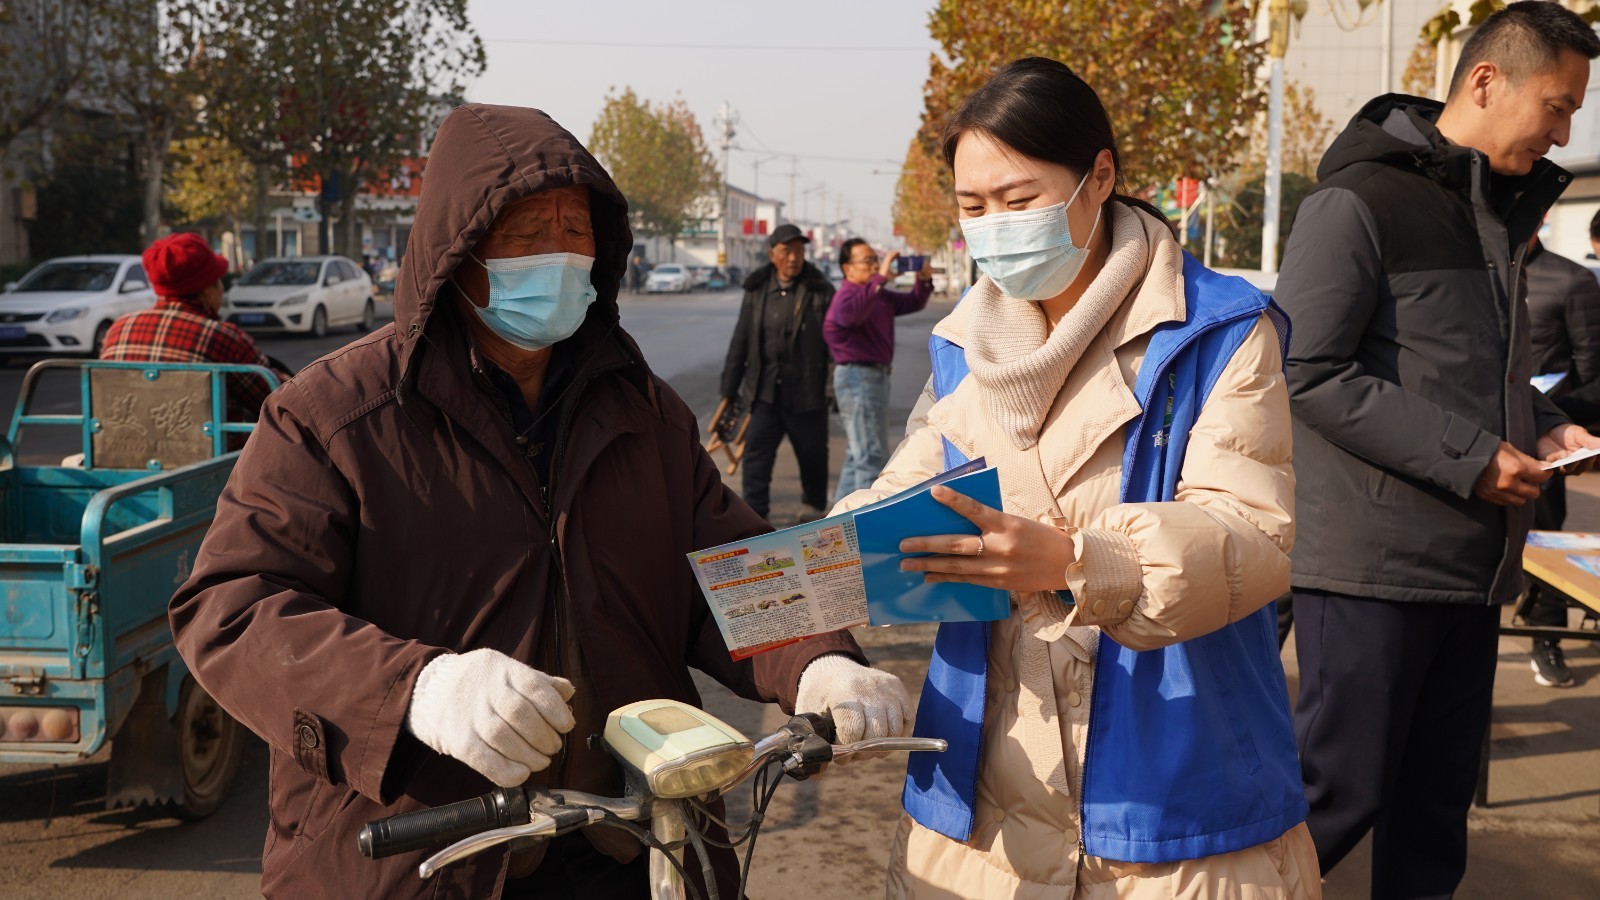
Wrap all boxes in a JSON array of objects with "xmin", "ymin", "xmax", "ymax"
[
  {"xmin": 715, "ymin": 102, "xmax": 737, "ymax": 271},
  {"xmin": 1380, "ymin": 0, "xmax": 1394, "ymax": 94},
  {"xmin": 1262, "ymin": 0, "xmax": 1290, "ymax": 274}
]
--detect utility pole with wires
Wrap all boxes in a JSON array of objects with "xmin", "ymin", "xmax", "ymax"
[
  {"xmin": 715, "ymin": 102, "xmax": 737, "ymax": 270},
  {"xmin": 788, "ymin": 156, "xmax": 798, "ymax": 224}
]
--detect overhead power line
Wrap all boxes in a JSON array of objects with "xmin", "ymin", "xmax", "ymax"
[
  {"xmin": 731, "ymin": 145, "xmax": 898, "ymax": 166},
  {"xmin": 483, "ymin": 37, "xmax": 929, "ymax": 52}
]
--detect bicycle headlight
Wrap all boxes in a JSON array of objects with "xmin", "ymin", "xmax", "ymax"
[
  {"xmin": 604, "ymin": 700, "xmax": 753, "ymax": 799},
  {"xmin": 45, "ymin": 306, "xmax": 88, "ymax": 323}
]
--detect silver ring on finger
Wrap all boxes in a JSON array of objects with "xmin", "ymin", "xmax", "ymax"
[{"xmin": 975, "ymin": 536, "xmax": 985, "ymax": 557}]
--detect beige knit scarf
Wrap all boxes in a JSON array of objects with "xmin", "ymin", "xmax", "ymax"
[{"xmin": 963, "ymin": 203, "xmax": 1151, "ymax": 450}]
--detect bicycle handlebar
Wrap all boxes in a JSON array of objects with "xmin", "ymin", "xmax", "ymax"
[
  {"xmin": 358, "ymin": 787, "xmax": 530, "ymax": 860},
  {"xmin": 358, "ymin": 711, "xmax": 948, "ymax": 873}
]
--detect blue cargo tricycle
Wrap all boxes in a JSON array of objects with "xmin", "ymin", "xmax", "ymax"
[{"xmin": 0, "ymin": 359, "xmax": 280, "ymax": 818}]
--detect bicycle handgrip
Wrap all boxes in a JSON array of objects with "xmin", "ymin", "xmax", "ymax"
[{"xmin": 358, "ymin": 787, "xmax": 529, "ymax": 859}]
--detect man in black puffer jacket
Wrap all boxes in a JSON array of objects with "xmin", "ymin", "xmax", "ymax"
[
  {"xmin": 1273, "ymin": 3, "xmax": 1600, "ymax": 895},
  {"xmin": 1522, "ymin": 238, "xmax": 1600, "ymax": 687},
  {"xmin": 720, "ymin": 224, "xmax": 836, "ymax": 522}
]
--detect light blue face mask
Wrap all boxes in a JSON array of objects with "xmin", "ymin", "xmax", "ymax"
[
  {"xmin": 469, "ymin": 251, "xmax": 598, "ymax": 351},
  {"xmin": 959, "ymin": 175, "xmax": 1101, "ymax": 302}
]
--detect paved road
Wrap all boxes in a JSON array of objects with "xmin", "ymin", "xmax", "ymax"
[
  {"xmin": 4, "ymin": 290, "xmax": 1597, "ymax": 898},
  {"xmin": 0, "ymin": 290, "xmax": 937, "ymax": 455}
]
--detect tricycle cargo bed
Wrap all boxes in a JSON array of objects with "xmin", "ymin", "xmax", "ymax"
[
  {"xmin": 1, "ymin": 455, "xmax": 238, "ymax": 761},
  {"xmin": 1, "ymin": 360, "xmax": 276, "ymax": 808}
]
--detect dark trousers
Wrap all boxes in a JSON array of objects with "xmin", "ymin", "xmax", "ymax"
[
  {"xmin": 1527, "ymin": 476, "xmax": 1573, "ymax": 629},
  {"xmin": 502, "ymin": 833, "xmax": 648, "ymax": 898},
  {"xmin": 740, "ymin": 400, "xmax": 829, "ymax": 518},
  {"xmin": 1293, "ymin": 589, "xmax": 1501, "ymax": 899}
]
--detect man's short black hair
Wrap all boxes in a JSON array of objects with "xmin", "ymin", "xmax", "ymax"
[
  {"xmin": 1589, "ymin": 207, "xmax": 1600, "ymax": 242},
  {"xmin": 1448, "ymin": 1, "xmax": 1600, "ymax": 97},
  {"xmin": 839, "ymin": 237, "xmax": 870, "ymax": 268}
]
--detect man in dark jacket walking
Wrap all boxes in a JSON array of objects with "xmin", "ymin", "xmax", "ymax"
[
  {"xmin": 1522, "ymin": 238, "xmax": 1600, "ymax": 687},
  {"xmin": 1274, "ymin": 3, "xmax": 1600, "ymax": 894},
  {"xmin": 168, "ymin": 105, "xmax": 910, "ymax": 899},
  {"xmin": 721, "ymin": 223, "xmax": 837, "ymax": 523}
]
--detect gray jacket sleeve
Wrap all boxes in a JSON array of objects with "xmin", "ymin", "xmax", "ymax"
[{"xmin": 1276, "ymin": 187, "xmax": 1498, "ymax": 499}]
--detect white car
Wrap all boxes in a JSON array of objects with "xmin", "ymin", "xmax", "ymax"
[
  {"xmin": 0, "ymin": 255, "xmax": 155, "ymax": 362},
  {"xmin": 223, "ymin": 256, "xmax": 375, "ymax": 337},
  {"xmin": 890, "ymin": 267, "xmax": 952, "ymax": 294},
  {"xmin": 645, "ymin": 263, "xmax": 691, "ymax": 294}
]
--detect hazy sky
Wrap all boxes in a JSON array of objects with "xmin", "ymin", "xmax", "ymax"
[{"xmin": 462, "ymin": 0, "xmax": 943, "ymax": 247}]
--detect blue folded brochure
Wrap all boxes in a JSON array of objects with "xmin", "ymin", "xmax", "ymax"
[
  {"xmin": 686, "ymin": 459, "xmax": 1010, "ymax": 658},
  {"xmin": 854, "ymin": 463, "xmax": 1010, "ymax": 625}
]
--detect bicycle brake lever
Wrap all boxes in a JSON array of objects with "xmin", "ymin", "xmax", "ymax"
[
  {"xmin": 418, "ymin": 807, "xmax": 603, "ymax": 879},
  {"xmin": 829, "ymin": 737, "xmax": 948, "ymax": 762}
]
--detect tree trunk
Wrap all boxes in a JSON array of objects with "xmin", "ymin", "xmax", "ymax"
[
  {"xmin": 138, "ymin": 122, "xmax": 175, "ymax": 246},
  {"xmin": 317, "ymin": 168, "xmax": 334, "ymax": 255},
  {"xmin": 253, "ymin": 161, "xmax": 272, "ymax": 259},
  {"xmin": 338, "ymin": 168, "xmax": 360, "ymax": 258}
]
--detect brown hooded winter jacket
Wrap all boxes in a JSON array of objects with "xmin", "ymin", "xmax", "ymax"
[{"xmin": 168, "ymin": 103, "xmax": 864, "ymax": 898}]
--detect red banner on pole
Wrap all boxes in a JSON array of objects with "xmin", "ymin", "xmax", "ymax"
[{"xmin": 1176, "ymin": 178, "xmax": 1200, "ymax": 209}]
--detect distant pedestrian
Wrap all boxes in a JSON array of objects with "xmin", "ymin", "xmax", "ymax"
[
  {"xmin": 1274, "ymin": 3, "xmax": 1600, "ymax": 893},
  {"xmin": 824, "ymin": 238, "xmax": 931, "ymax": 505},
  {"xmin": 101, "ymin": 232, "xmax": 289, "ymax": 424},
  {"xmin": 629, "ymin": 253, "xmax": 646, "ymax": 293},
  {"xmin": 720, "ymin": 223, "xmax": 835, "ymax": 523},
  {"xmin": 1523, "ymin": 236, "xmax": 1600, "ymax": 687}
]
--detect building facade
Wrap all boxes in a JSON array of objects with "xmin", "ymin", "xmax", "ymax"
[{"xmin": 635, "ymin": 183, "xmax": 787, "ymax": 276}]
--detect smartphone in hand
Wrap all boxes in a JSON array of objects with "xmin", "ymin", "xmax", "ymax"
[{"xmin": 895, "ymin": 254, "xmax": 926, "ymax": 274}]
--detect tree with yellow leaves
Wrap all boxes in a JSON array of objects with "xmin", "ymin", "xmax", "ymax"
[
  {"xmin": 589, "ymin": 88, "xmax": 719, "ymax": 248},
  {"xmin": 917, "ymin": 1, "xmax": 1268, "ymax": 194},
  {"xmin": 891, "ymin": 138, "xmax": 956, "ymax": 256},
  {"xmin": 165, "ymin": 135, "xmax": 256, "ymax": 268}
]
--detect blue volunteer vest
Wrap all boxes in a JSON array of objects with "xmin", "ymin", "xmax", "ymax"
[{"xmin": 903, "ymin": 252, "xmax": 1306, "ymax": 863}]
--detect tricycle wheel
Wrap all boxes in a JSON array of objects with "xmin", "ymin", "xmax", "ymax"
[{"xmin": 168, "ymin": 676, "xmax": 244, "ymax": 820}]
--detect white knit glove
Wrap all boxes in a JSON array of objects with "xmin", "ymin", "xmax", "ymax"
[
  {"xmin": 795, "ymin": 654, "xmax": 913, "ymax": 756},
  {"xmin": 405, "ymin": 648, "xmax": 575, "ymax": 787}
]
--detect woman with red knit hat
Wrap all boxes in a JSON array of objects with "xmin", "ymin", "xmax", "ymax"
[{"xmin": 101, "ymin": 232, "xmax": 290, "ymax": 420}]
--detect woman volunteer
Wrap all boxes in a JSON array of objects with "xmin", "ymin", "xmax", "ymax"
[{"xmin": 836, "ymin": 58, "xmax": 1318, "ymax": 898}]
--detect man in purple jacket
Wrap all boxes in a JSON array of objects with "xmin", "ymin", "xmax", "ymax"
[{"xmin": 824, "ymin": 238, "xmax": 933, "ymax": 505}]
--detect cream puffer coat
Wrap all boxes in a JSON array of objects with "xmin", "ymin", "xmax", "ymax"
[{"xmin": 837, "ymin": 206, "xmax": 1320, "ymax": 899}]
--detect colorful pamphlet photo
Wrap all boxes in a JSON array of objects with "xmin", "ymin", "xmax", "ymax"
[{"xmin": 686, "ymin": 459, "xmax": 1008, "ymax": 658}]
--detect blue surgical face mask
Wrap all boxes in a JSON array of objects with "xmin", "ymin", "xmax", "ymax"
[
  {"xmin": 958, "ymin": 175, "xmax": 1102, "ymax": 302},
  {"xmin": 468, "ymin": 251, "xmax": 598, "ymax": 351}
]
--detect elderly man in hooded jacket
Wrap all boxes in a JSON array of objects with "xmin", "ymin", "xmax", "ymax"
[{"xmin": 169, "ymin": 104, "xmax": 910, "ymax": 899}]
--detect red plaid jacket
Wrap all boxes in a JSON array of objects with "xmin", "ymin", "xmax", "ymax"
[{"xmin": 100, "ymin": 298, "xmax": 285, "ymax": 420}]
